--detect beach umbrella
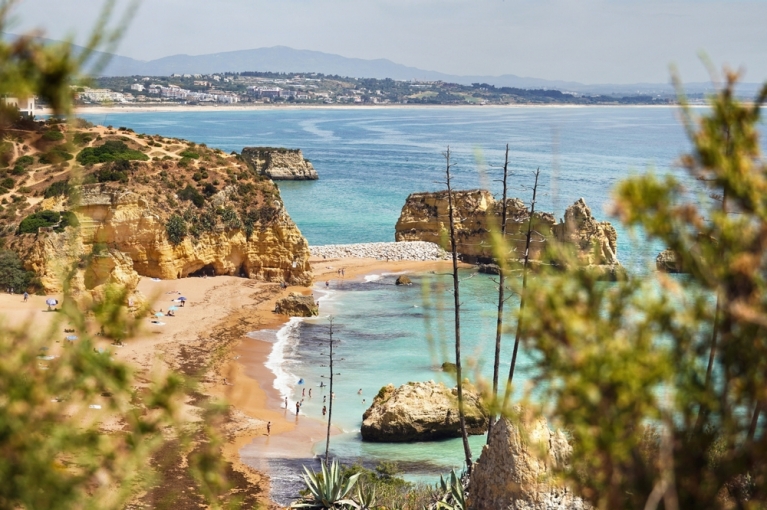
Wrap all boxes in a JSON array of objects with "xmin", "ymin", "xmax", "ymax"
[
  {"xmin": 154, "ymin": 312, "xmax": 165, "ymax": 317},
  {"xmin": 297, "ymin": 378, "xmax": 304, "ymax": 385},
  {"xmin": 45, "ymin": 298, "xmax": 58, "ymax": 310},
  {"xmin": 66, "ymin": 335, "xmax": 78, "ymax": 342},
  {"xmin": 178, "ymin": 296, "xmax": 187, "ymax": 302}
]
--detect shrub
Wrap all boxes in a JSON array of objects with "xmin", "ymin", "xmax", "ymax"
[
  {"xmin": 220, "ymin": 207, "xmax": 241, "ymax": 230},
  {"xmin": 17, "ymin": 210, "xmax": 60, "ymax": 234},
  {"xmin": 41, "ymin": 130, "xmax": 64, "ymax": 142},
  {"xmin": 165, "ymin": 215, "xmax": 187, "ymax": 245},
  {"xmin": 0, "ymin": 177, "xmax": 14, "ymax": 189},
  {"xmin": 178, "ymin": 184, "xmax": 205, "ymax": 208},
  {"xmin": 202, "ymin": 182, "xmax": 217, "ymax": 197},
  {"xmin": 179, "ymin": 150, "xmax": 200, "ymax": 159},
  {"xmin": 73, "ymin": 132, "xmax": 93, "ymax": 145},
  {"xmin": 39, "ymin": 147, "xmax": 73, "ymax": 164},
  {"xmin": 177, "ymin": 157, "xmax": 192, "ymax": 168},
  {"xmin": 44, "ymin": 179, "xmax": 70, "ymax": 198},
  {"xmin": 76, "ymin": 141, "xmax": 149, "ymax": 165},
  {"xmin": 11, "ymin": 165, "xmax": 26, "ymax": 176},
  {"xmin": 14, "ymin": 155, "xmax": 33, "ymax": 167},
  {"xmin": 0, "ymin": 250, "xmax": 33, "ymax": 292}
]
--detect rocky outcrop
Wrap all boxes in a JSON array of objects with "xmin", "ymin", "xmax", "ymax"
[
  {"xmin": 656, "ymin": 249, "xmax": 684, "ymax": 273},
  {"xmin": 361, "ymin": 381, "xmax": 488, "ymax": 442},
  {"xmin": 240, "ymin": 147, "xmax": 318, "ymax": 180},
  {"xmin": 395, "ymin": 275, "xmax": 412, "ymax": 286},
  {"xmin": 394, "ymin": 190, "xmax": 619, "ymax": 271},
  {"xmin": 11, "ymin": 182, "xmax": 312, "ymax": 294},
  {"xmin": 274, "ymin": 292, "xmax": 318, "ymax": 317},
  {"xmin": 470, "ymin": 415, "xmax": 589, "ymax": 510}
]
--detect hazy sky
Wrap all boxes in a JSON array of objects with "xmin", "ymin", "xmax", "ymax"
[{"xmin": 10, "ymin": 0, "xmax": 767, "ymax": 84}]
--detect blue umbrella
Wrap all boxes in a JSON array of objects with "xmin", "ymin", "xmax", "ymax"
[
  {"xmin": 297, "ymin": 378, "xmax": 304, "ymax": 385},
  {"xmin": 178, "ymin": 297, "xmax": 187, "ymax": 302},
  {"xmin": 46, "ymin": 298, "xmax": 57, "ymax": 306},
  {"xmin": 154, "ymin": 312, "xmax": 165, "ymax": 317}
]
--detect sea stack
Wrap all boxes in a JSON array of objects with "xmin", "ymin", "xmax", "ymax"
[{"xmin": 240, "ymin": 147, "xmax": 319, "ymax": 180}]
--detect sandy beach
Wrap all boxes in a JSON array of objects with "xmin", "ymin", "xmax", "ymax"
[{"xmin": 0, "ymin": 255, "xmax": 455, "ymax": 507}]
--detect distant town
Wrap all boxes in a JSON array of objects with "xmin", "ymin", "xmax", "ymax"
[{"xmin": 77, "ymin": 71, "xmax": 683, "ymax": 107}]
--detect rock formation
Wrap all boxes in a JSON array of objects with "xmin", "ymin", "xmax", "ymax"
[
  {"xmin": 3, "ymin": 125, "xmax": 313, "ymax": 296},
  {"xmin": 656, "ymin": 249, "xmax": 684, "ymax": 273},
  {"xmin": 395, "ymin": 275, "xmax": 412, "ymax": 285},
  {"xmin": 469, "ymin": 415, "xmax": 589, "ymax": 510},
  {"xmin": 274, "ymin": 292, "xmax": 318, "ymax": 317},
  {"xmin": 394, "ymin": 190, "xmax": 620, "ymax": 272},
  {"xmin": 361, "ymin": 381, "xmax": 488, "ymax": 442},
  {"xmin": 240, "ymin": 147, "xmax": 318, "ymax": 180}
]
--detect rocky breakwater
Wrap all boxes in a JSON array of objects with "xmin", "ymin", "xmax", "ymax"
[
  {"xmin": 310, "ymin": 241, "xmax": 447, "ymax": 261},
  {"xmin": 361, "ymin": 381, "xmax": 488, "ymax": 442},
  {"xmin": 274, "ymin": 292, "xmax": 318, "ymax": 317},
  {"xmin": 240, "ymin": 147, "xmax": 318, "ymax": 180},
  {"xmin": 470, "ymin": 415, "xmax": 589, "ymax": 510},
  {"xmin": 395, "ymin": 190, "xmax": 621, "ymax": 275}
]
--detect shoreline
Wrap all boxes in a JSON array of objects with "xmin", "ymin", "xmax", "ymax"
[
  {"xmin": 231, "ymin": 256, "xmax": 459, "ymax": 502},
  {"xmin": 35, "ymin": 103, "xmax": 693, "ymax": 116}
]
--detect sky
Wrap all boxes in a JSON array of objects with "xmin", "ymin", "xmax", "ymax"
[{"xmin": 9, "ymin": 0, "xmax": 767, "ymax": 84}]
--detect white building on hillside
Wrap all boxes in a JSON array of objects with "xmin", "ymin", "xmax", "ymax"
[{"xmin": 2, "ymin": 96, "xmax": 35, "ymax": 116}]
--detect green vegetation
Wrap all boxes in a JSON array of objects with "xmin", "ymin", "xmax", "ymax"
[
  {"xmin": 73, "ymin": 131, "xmax": 94, "ymax": 145},
  {"xmin": 17, "ymin": 210, "xmax": 79, "ymax": 234},
  {"xmin": 76, "ymin": 140, "xmax": 149, "ymax": 165},
  {"xmin": 44, "ymin": 179, "xmax": 71, "ymax": 198},
  {"xmin": 292, "ymin": 460, "xmax": 360, "ymax": 509},
  {"xmin": 14, "ymin": 155, "xmax": 33, "ymax": 167},
  {"xmin": 179, "ymin": 149, "xmax": 200, "ymax": 159},
  {"xmin": 39, "ymin": 146, "xmax": 73, "ymax": 164},
  {"xmin": 41, "ymin": 129, "xmax": 64, "ymax": 142},
  {"xmin": 487, "ymin": 75, "xmax": 767, "ymax": 508},
  {"xmin": 178, "ymin": 184, "xmax": 205, "ymax": 208},
  {"xmin": 165, "ymin": 214, "xmax": 187, "ymax": 245},
  {"xmin": 0, "ymin": 250, "xmax": 34, "ymax": 292}
]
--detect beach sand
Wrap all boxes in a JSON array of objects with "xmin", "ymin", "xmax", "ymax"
[{"xmin": 0, "ymin": 255, "xmax": 456, "ymax": 507}]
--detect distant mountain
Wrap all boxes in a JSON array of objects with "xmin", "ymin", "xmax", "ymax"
[{"xmin": 5, "ymin": 35, "xmax": 761, "ymax": 96}]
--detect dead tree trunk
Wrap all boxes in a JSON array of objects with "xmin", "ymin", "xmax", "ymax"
[
  {"xmin": 504, "ymin": 168, "xmax": 540, "ymax": 409},
  {"xmin": 488, "ymin": 144, "xmax": 510, "ymax": 441},
  {"xmin": 324, "ymin": 317, "xmax": 336, "ymax": 465},
  {"xmin": 445, "ymin": 147, "xmax": 473, "ymax": 472}
]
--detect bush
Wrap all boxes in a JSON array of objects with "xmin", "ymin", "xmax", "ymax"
[
  {"xmin": 76, "ymin": 141, "xmax": 149, "ymax": 165},
  {"xmin": 39, "ymin": 147, "xmax": 73, "ymax": 164},
  {"xmin": 14, "ymin": 155, "xmax": 33, "ymax": 167},
  {"xmin": 17, "ymin": 210, "xmax": 60, "ymax": 234},
  {"xmin": 0, "ymin": 177, "xmax": 14, "ymax": 189},
  {"xmin": 41, "ymin": 130, "xmax": 64, "ymax": 142},
  {"xmin": 92, "ymin": 162, "xmax": 129, "ymax": 183},
  {"xmin": 165, "ymin": 215, "xmax": 187, "ymax": 245},
  {"xmin": 73, "ymin": 132, "xmax": 93, "ymax": 145},
  {"xmin": 44, "ymin": 179, "xmax": 70, "ymax": 198},
  {"xmin": 178, "ymin": 184, "xmax": 205, "ymax": 208},
  {"xmin": 0, "ymin": 250, "xmax": 33, "ymax": 292},
  {"xmin": 179, "ymin": 150, "xmax": 200, "ymax": 159},
  {"xmin": 16, "ymin": 210, "xmax": 78, "ymax": 234}
]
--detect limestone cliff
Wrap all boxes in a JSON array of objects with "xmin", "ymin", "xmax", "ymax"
[
  {"xmin": 240, "ymin": 147, "xmax": 318, "ymax": 180},
  {"xmin": 470, "ymin": 415, "xmax": 589, "ymax": 510},
  {"xmin": 361, "ymin": 381, "xmax": 488, "ymax": 442},
  {"xmin": 394, "ymin": 190, "xmax": 619, "ymax": 269},
  {"xmin": 2, "ymin": 123, "xmax": 312, "ymax": 295}
]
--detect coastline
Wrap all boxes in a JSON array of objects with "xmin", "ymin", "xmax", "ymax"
[{"xmin": 36, "ymin": 103, "xmax": 690, "ymax": 117}]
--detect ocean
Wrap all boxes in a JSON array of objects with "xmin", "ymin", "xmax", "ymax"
[{"xmin": 80, "ymin": 105, "xmax": 710, "ymax": 504}]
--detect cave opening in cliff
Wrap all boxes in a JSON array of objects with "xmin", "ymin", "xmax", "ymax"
[{"xmin": 189, "ymin": 264, "xmax": 217, "ymax": 277}]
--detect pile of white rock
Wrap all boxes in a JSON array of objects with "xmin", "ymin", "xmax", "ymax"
[{"xmin": 310, "ymin": 241, "xmax": 448, "ymax": 261}]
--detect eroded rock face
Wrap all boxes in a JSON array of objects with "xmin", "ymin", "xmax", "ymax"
[
  {"xmin": 361, "ymin": 381, "xmax": 488, "ymax": 442},
  {"xmin": 240, "ymin": 147, "xmax": 318, "ymax": 180},
  {"xmin": 656, "ymin": 249, "xmax": 685, "ymax": 273},
  {"xmin": 275, "ymin": 292, "xmax": 318, "ymax": 317},
  {"xmin": 11, "ymin": 182, "xmax": 312, "ymax": 294},
  {"xmin": 395, "ymin": 275, "xmax": 412, "ymax": 285},
  {"xmin": 469, "ymin": 415, "xmax": 589, "ymax": 510},
  {"xmin": 394, "ymin": 190, "xmax": 619, "ymax": 270}
]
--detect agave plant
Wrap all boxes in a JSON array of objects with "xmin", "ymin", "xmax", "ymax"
[
  {"xmin": 435, "ymin": 470, "xmax": 467, "ymax": 510},
  {"xmin": 355, "ymin": 483, "xmax": 377, "ymax": 510},
  {"xmin": 292, "ymin": 459, "xmax": 361, "ymax": 509}
]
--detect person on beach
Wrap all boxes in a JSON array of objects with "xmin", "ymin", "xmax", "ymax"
[
  {"xmin": 323, "ymin": 395, "xmax": 327, "ymax": 403},
  {"xmin": 284, "ymin": 397, "xmax": 288, "ymax": 408},
  {"xmin": 266, "ymin": 421, "xmax": 271, "ymax": 436},
  {"xmin": 322, "ymin": 405, "xmax": 327, "ymax": 416},
  {"xmin": 357, "ymin": 388, "xmax": 362, "ymax": 395},
  {"xmin": 23, "ymin": 291, "xmax": 28, "ymax": 302},
  {"xmin": 302, "ymin": 388, "xmax": 305, "ymax": 397},
  {"xmin": 325, "ymin": 280, "xmax": 329, "ymax": 288},
  {"xmin": 308, "ymin": 388, "xmax": 312, "ymax": 398},
  {"xmin": 295, "ymin": 401, "xmax": 300, "ymax": 415}
]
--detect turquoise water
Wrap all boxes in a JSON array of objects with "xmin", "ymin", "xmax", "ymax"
[{"xmin": 79, "ymin": 106, "xmax": 712, "ymax": 502}]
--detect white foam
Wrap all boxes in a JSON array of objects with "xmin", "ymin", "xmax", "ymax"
[
  {"xmin": 265, "ymin": 317, "xmax": 303, "ymax": 406},
  {"xmin": 364, "ymin": 274, "xmax": 382, "ymax": 283}
]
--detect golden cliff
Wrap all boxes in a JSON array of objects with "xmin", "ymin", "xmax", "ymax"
[
  {"xmin": 2, "ymin": 122, "xmax": 312, "ymax": 295},
  {"xmin": 394, "ymin": 189, "xmax": 619, "ymax": 269}
]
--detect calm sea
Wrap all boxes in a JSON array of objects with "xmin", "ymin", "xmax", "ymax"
[{"xmin": 80, "ymin": 105, "xmax": 710, "ymax": 503}]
